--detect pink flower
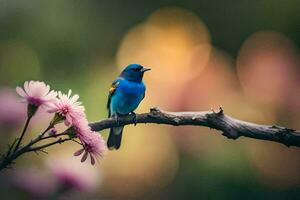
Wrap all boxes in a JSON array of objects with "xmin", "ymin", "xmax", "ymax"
[
  {"xmin": 16, "ymin": 81, "xmax": 57, "ymax": 108},
  {"xmin": 74, "ymin": 131, "xmax": 107, "ymax": 165},
  {"xmin": 48, "ymin": 127, "xmax": 57, "ymax": 136},
  {"xmin": 72, "ymin": 117, "xmax": 91, "ymax": 137},
  {"xmin": 11, "ymin": 168, "xmax": 55, "ymax": 198},
  {"xmin": 47, "ymin": 157, "xmax": 101, "ymax": 192},
  {"xmin": 73, "ymin": 118, "xmax": 107, "ymax": 164},
  {"xmin": 51, "ymin": 163, "xmax": 98, "ymax": 191},
  {"xmin": 48, "ymin": 90, "xmax": 85, "ymax": 126}
]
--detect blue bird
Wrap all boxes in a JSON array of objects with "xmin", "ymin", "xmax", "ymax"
[{"xmin": 107, "ymin": 64, "xmax": 151, "ymax": 150}]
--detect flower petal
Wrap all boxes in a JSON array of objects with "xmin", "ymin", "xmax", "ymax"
[
  {"xmin": 23, "ymin": 81, "xmax": 29, "ymax": 94},
  {"xmin": 74, "ymin": 148, "xmax": 84, "ymax": 156},
  {"xmin": 90, "ymin": 154, "xmax": 95, "ymax": 165},
  {"xmin": 16, "ymin": 87, "xmax": 27, "ymax": 97},
  {"xmin": 47, "ymin": 108, "xmax": 59, "ymax": 113},
  {"xmin": 81, "ymin": 151, "xmax": 88, "ymax": 162}
]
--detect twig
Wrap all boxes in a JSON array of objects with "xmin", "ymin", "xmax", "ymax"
[
  {"xmin": 0, "ymin": 127, "xmax": 69, "ymax": 171},
  {"xmin": 25, "ymin": 124, "xmax": 54, "ymax": 147},
  {"xmin": 37, "ymin": 132, "xmax": 68, "ymax": 141},
  {"xmin": 6, "ymin": 138, "xmax": 18, "ymax": 158},
  {"xmin": 13, "ymin": 116, "xmax": 32, "ymax": 152},
  {"xmin": 28, "ymin": 138, "xmax": 71, "ymax": 152},
  {"xmin": 89, "ymin": 107, "xmax": 300, "ymax": 148}
]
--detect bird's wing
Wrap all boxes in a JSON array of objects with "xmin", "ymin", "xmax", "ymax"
[
  {"xmin": 141, "ymin": 89, "xmax": 145, "ymax": 100},
  {"xmin": 141, "ymin": 82, "xmax": 146, "ymax": 100},
  {"xmin": 107, "ymin": 79, "xmax": 121, "ymax": 117}
]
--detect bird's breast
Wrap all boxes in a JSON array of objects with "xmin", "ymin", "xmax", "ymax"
[
  {"xmin": 111, "ymin": 80, "xmax": 145, "ymax": 114},
  {"xmin": 119, "ymin": 81, "xmax": 145, "ymax": 95},
  {"xmin": 118, "ymin": 81, "xmax": 145, "ymax": 101}
]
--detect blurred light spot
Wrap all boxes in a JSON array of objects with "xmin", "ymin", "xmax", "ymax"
[
  {"xmin": 237, "ymin": 31, "xmax": 300, "ymax": 107},
  {"xmin": 247, "ymin": 141, "xmax": 300, "ymax": 189},
  {"xmin": 117, "ymin": 7, "xmax": 211, "ymax": 109},
  {"xmin": 101, "ymin": 125, "xmax": 179, "ymax": 198},
  {"xmin": 11, "ymin": 167, "xmax": 56, "ymax": 198},
  {"xmin": 0, "ymin": 87, "xmax": 26, "ymax": 131},
  {"xmin": 179, "ymin": 48, "xmax": 240, "ymax": 110},
  {"xmin": 47, "ymin": 156, "xmax": 102, "ymax": 192},
  {"xmin": 117, "ymin": 7, "xmax": 211, "ymax": 82}
]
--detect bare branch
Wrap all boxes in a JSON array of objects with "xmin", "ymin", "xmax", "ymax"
[
  {"xmin": 26, "ymin": 125, "xmax": 54, "ymax": 147},
  {"xmin": 0, "ymin": 135, "xmax": 71, "ymax": 171},
  {"xmin": 89, "ymin": 107, "xmax": 300, "ymax": 148},
  {"xmin": 28, "ymin": 138, "xmax": 71, "ymax": 152},
  {"xmin": 13, "ymin": 116, "xmax": 32, "ymax": 152}
]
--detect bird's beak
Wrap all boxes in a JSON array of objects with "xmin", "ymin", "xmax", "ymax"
[{"xmin": 141, "ymin": 67, "xmax": 151, "ymax": 72}]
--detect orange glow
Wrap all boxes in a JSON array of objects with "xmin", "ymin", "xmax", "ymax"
[
  {"xmin": 100, "ymin": 125, "xmax": 179, "ymax": 198},
  {"xmin": 117, "ymin": 7, "xmax": 212, "ymax": 109},
  {"xmin": 117, "ymin": 7, "xmax": 211, "ymax": 83}
]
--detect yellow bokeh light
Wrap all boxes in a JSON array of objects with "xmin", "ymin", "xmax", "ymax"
[
  {"xmin": 117, "ymin": 7, "xmax": 212, "ymax": 109},
  {"xmin": 117, "ymin": 7, "xmax": 211, "ymax": 83},
  {"xmin": 100, "ymin": 125, "xmax": 179, "ymax": 198}
]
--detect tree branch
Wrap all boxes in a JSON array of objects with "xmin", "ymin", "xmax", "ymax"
[
  {"xmin": 13, "ymin": 116, "xmax": 32, "ymax": 152},
  {"xmin": 27, "ymin": 138, "xmax": 71, "ymax": 152},
  {"xmin": 89, "ymin": 107, "xmax": 300, "ymax": 148},
  {"xmin": 0, "ymin": 132, "xmax": 70, "ymax": 171},
  {"xmin": 2, "ymin": 106, "xmax": 299, "ymax": 171}
]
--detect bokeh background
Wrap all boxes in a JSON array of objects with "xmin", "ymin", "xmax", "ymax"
[{"xmin": 1, "ymin": 0, "xmax": 300, "ymax": 199}]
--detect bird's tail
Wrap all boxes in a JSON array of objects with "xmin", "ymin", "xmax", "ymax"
[{"xmin": 107, "ymin": 126, "xmax": 124, "ymax": 150}]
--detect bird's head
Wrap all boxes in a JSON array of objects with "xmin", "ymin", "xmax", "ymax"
[{"xmin": 120, "ymin": 64, "xmax": 151, "ymax": 82}]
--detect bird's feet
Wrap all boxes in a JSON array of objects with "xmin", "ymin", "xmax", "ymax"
[{"xmin": 130, "ymin": 111, "xmax": 137, "ymax": 126}]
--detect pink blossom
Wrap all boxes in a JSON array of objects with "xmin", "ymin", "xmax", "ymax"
[
  {"xmin": 51, "ymin": 163, "xmax": 98, "ymax": 191},
  {"xmin": 47, "ymin": 157, "xmax": 101, "ymax": 192},
  {"xmin": 16, "ymin": 81, "xmax": 57, "ymax": 108},
  {"xmin": 11, "ymin": 168, "xmax": 55, "ymax": 198},
  {"xmin": 48, "ymin": 90, "xmax": 85, "ymax": 126},
  {"xmin": 72, "ymin": 117, "xmax": 90, "ymax": 136},
  {"xmin": 48, "ymin": 127, "xmax": 57, "ymax": 136},
  {"xmin": 74, "ymin": 131, "xmax": 107, "ymax": 165},
  {"xmin": 72, "ymin": 117, "xmax": 107, "ymax": 164}
]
